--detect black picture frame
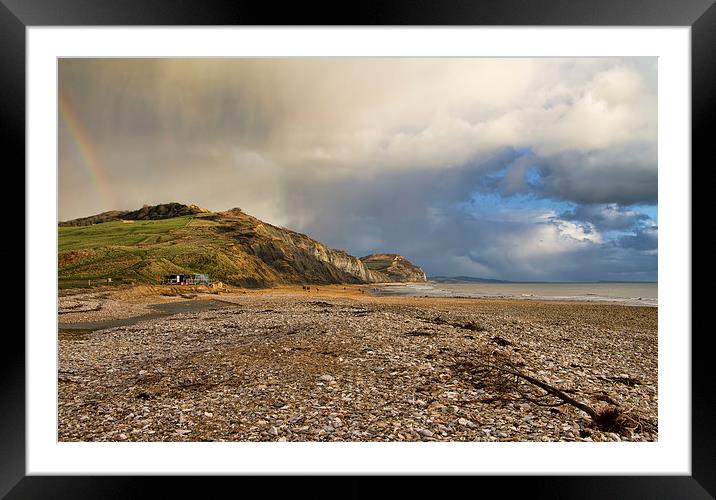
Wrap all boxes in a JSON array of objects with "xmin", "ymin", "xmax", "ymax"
[{"xmin": 6, "ymin": 0, "xmax": 710, "ymax": 497}]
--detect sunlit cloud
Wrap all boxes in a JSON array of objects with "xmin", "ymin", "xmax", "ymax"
[{"xmin": 59, "ymin": 57, "xmax": 657, "ymax": 281}]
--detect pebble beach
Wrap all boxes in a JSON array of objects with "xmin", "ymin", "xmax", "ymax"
[{"xmin": 58, "ymin": 285, "xmax": 658, "ymax": 442}]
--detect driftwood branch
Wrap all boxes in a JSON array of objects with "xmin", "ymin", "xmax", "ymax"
[
  {"xmin": 476, "ymin": 360, "xmax": 600, "ymax": 421},
  {"xmin": 455, "ymin": 356, "xmax": 656, "ymax": 436}
]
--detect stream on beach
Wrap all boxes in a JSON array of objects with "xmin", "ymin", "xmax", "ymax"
[{"xmin": 58, "ymin": 299, "xmax": 233, "ymax": 332}]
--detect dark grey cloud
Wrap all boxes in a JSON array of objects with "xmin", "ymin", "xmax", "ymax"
[
  {"xmin": 395, "ymin": 211, "xmax": 655, "ymax": 282},
  {"xmin": 485, "ymin": 145, "xmax": 657, "ymax": 206},
  {"xmin": 560, "ymin": 203, "xmax": 650, "ymax": 231},
  {"xmin": 616, "ymin": 226, "xmax": 658, "ymax": 251},
  {"xmin": 278, "ymin": 160, "xmax": 656, "ymax": 281},
  {"xmin": 534, "ymin": 147, "xmax": 657, "ymax": 205}
]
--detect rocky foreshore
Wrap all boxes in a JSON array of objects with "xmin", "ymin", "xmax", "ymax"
[{"xmin": 58, "ymin": 288, "xmax": 657, "ymax": 442}]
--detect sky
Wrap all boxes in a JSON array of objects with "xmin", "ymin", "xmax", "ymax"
[{"xmin": 58, "ymin": 58, "xmax": 657, "ymax": 282}]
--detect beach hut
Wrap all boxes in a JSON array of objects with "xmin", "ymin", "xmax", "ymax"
[{"xmin": 162, "ymin": 274, "xmax": 211, "ymax": 285}]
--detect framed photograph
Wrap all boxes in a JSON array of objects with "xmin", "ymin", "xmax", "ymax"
[{"xmin": 8, "ymin": 0, "xmax": 710, "ymax": 497}]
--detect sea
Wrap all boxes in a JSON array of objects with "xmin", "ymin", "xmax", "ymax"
[{"xmin": 369, "ymin": 281, "xmax": 657, "ymax": 307}]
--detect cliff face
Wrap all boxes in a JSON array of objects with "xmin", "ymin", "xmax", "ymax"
[
  {"xmin": 229, "ymin": 213, "xmax": 426, "ymax": 284},
  {"xmin": 360, "ymin": 253, "xmax": 428, "ymax": 283},
  {"xmin": 59, "ymin": 204, "xmax": 427, "ymax": 287}
]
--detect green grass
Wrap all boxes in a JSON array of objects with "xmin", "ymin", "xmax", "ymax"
[
  {"xmin": 58, "ymin": 216, "xmax": 193, "ymax": 252},
  {"xmin": 57, "ymin": 212, "xmax": 349, "ymax": 289},
  {"xmin": 58, "ymin": 217, "xmax": 199, "ymax": 287},
  {"xmin": 57, "ymin": 215, "xmax": 277, "ymax": 287}
]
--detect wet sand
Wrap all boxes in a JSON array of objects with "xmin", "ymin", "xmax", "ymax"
[{"xmin": 60, "ymin": 299, "xmax": 234, "ymax": 333}]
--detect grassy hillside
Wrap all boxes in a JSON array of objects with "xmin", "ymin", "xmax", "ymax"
[
  {"xmin": 59, "ymin": 213, "xmax": 270, "ymax": 289},
  {"xmin": 58, "ymin": 204, "xmax": 427, "ymax": 290},
  {"xmin": 59, "ymin": 210, "xmax": 344, "ymax": 289},
  {"xmin": 59, "ymin": 216, "xmax": 194, "ymax": 252}
]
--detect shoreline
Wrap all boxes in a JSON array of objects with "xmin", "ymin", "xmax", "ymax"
[
  {"xmin": 58, "ymin": 285, "xmax": 658, "ymax": 442},
  {"xmin": 365, "ymin": 282, "xmax": 658, "ymax": 307},
  {"xmin": 58, "ymin": 283, "xmax": 658, "ymax": 328}
]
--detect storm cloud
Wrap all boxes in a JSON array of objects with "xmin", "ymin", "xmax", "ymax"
[
  {"xmin": 560, "ymin": 203, "xmax": 651, "ymax": 231},
  {"xmin": 59, "ymin": 58, "xmax": 657, "ymax": 281}
]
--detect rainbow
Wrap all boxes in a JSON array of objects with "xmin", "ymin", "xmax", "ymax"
[{"xmin": 59, "ymin": 90, "xmax": 116, "ymax": 209}]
